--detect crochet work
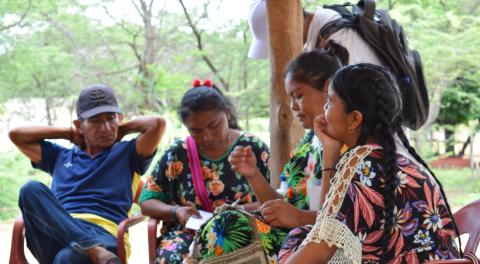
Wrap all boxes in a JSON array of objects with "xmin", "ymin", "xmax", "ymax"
[{"xmin": 301, "ymin": 145, "xmax": 380, "ymax": 264}]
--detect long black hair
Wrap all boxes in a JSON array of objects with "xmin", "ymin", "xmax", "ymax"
[
  {"xmin": 395, "ymin": 121, "xmax": 462, "ymax": 257},
  {"xmin": 284, "ymin": 41, "xmax": 349, "ymax": 91},
  {"xmin": 178, "ymin": 84, "xmax": 240, "ymax": 130},
  {"xmin": 331, "ymin": 63, "xmax": 460, "ymax": 260}
]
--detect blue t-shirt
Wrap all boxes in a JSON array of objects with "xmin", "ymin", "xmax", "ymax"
[{"xmin": 32, "ymin": 139, "xmax": 153, "ymax": 224}]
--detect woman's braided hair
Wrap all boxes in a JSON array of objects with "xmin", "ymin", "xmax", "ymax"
[
  {"xmin": 331, "ymin": 63, "xmax": 402, "ymax": 261},
  {"xmin": 395, "ymin": 121, "xmax": 462, "ymax": 256}
]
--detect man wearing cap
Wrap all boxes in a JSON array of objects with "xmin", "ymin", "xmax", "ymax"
[{"xmin": 9, "ymin": 84, "xmax": 166, "ymax": 264}]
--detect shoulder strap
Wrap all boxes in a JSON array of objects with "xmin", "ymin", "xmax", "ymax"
[
  {"xmin": 355, "ymin": 0, "xmax": 375, "ymax": 19},
  {"xmin": 318, "ymin": 18, "xmax": 354, "ymax": 46},
  {"xmin": 319, "ymin": 3, "xmax": 355, "ymax": 47},
  {"xmin": 186, "ymin": 136, "xmax": 214, "ymax": 212}
]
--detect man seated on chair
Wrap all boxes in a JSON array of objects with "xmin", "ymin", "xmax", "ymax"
[{"xmin": 9, "ymin": 84, "xmax": 166, "ymax": 264}]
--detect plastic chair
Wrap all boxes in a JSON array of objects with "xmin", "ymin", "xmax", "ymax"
[
  {"xmin": 148, "ymin": 218, "xmax": 161, "ymax": 264},
  {"xmin": 9, "ymin": 175, "xmax": 145, "ymax": 264},
  {"xmin": 429, "ymin": 199, "xmax": 480, "ymax": 264}
]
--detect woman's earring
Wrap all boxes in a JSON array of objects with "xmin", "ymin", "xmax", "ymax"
[{"xmin": 224, "ymin": 131, "xmax": 231, "ymax": 147}]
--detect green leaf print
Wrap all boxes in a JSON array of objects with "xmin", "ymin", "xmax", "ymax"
[{"xmin": 199, "ymin": 211, "xmax": 253, "ymax": 258}]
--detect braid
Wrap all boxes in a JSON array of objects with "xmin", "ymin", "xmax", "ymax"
[
  {"xmin": 373, "ymin": 88, "xmax": 398, "ymax": 261},
  {"xmin": 396, "ymin": 126, "xmax": 463, "ymax": 257}
]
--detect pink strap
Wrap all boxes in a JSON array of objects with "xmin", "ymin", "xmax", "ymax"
[{"xmin": 186, "ymin": 136, "xmax": 213, "ymax": 212}]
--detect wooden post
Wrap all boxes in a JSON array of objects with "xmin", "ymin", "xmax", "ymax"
[{"xmin": 266, "ymin": 0, "xmax": 304, "ymax": 187}]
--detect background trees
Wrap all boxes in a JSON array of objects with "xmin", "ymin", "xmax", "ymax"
[{"xmin": 0, "ymin": 0, "xmax": 479, "ymax": 219}]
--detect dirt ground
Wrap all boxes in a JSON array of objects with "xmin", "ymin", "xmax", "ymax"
[{"xmin": 0, "ymin": 221, "xmax": 149, "ymax": 264}]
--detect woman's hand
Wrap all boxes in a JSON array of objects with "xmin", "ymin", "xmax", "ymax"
[
  {"xmin": 260, "ymin": 199, "xmax": 303, "ymax": 229},
  {"xmin": 175, "ymin": 201, "xmax": 200, "ymax": 227},
  {"xmin": 313, "ymin": 115, "xmax": 343, "ymax": 155},
  {"xmin": 228, "ymin": 146, "xmax": 258, "ymax": 178}
]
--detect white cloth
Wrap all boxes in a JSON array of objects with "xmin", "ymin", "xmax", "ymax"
[
  {"xmin": 247, "ymin": 0, "xmax": 269, "ymax": 59},
  {"xmin": 304, "ymin": 7, "xmax": 383, "ymax": 66}
]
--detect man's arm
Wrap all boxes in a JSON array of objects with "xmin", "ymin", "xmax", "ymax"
[
  {"xmin": 8, "ymin": 126, "xmax": 73, "ymax": 163},
  {"xmin": 118, "ymin": 116, "xmax": 166, "ymax": 158}
]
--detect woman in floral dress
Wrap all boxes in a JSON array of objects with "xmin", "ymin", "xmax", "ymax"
[
  {"xmin": 285, "ymin": 64, "xmax": 460, "ymax": 263},
  {"xmin": 138, "ymin": 80, "xmax": 270, "ymax": 264},
  {"xmin": 192, "ymin": 46, "xmax": 349, "ymax": 263}
]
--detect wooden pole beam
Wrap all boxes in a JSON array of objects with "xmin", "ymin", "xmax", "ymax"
[{"xmin": 266, "ymin": 0, "xmax": 304, "ymax": 187}]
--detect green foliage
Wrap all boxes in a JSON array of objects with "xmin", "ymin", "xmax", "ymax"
[
  {"xmin": 0, "ymin": 151, "xmax": 51, "ymax": 221},
  {"xmin": 433, "ymin": 168, "xmax": 480, "ymax": 209},
  {"xmin": 437, "ymin": 77, "xmax": 480, "ymax": 126},
  {"xmin": 1, "ymin": 0, "xmax": 479, "ymax": 219}
]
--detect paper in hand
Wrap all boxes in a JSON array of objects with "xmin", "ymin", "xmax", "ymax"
[{"xmin": 185, "ymin": 210, "xmax": 213, "ymax": 231}]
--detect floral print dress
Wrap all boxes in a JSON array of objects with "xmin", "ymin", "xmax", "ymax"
[
  {"xmin": 194, "ymin": 131, "xmax": 324, "ymax": 263},
  {"xmin": 139, "ymin": 133, "xmax": 270, "ymax": 264},
  {"xmin": 284, "ymin": 146, "xmax": 460, "ymax": 263}
]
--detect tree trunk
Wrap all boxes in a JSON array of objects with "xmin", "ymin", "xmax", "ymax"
[
  {"xmin": 445, "ymin": 127, "xmax": 455, "ymax": 155},
  {"xmin": 266, "ymin": 0, "xmax": 304, "ymax": 188},
  {"xmin": 458, "ymin": 136, "xmax": 471, "ymax": 157},
  {"xmin": 139, "ymin": 0, "xmax": 157, "ymax": 110}
]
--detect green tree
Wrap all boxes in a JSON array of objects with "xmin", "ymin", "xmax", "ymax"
[{"xmin": 436, "ymin": 77, "xmax": 480, "ymax": 155}]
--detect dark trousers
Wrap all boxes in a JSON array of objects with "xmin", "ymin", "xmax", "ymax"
[{"xmin": 18, "ymin": 181, "xmax": 118, "ymax": 264}]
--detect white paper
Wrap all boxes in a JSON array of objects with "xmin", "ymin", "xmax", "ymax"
[
  {"xmin": 307, "ymin": 183, "xmax": 322, "ymax": 211},
  {"xmin": 185, "ymin": 210, "xmax": 213, "ymax": 231}
]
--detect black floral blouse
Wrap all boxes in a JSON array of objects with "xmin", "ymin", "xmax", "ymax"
[
  {"xmin": 139, "ymin": 133, "xmax": 270, "ymax": 211},
  {"xmin": 335, "ymin": 148, "xmax": 460, "ymax": 262}
]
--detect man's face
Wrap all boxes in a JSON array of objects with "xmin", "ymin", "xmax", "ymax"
[{"xmin": 79, "ymin": 112, "xmax": 122, "ymax": 150}]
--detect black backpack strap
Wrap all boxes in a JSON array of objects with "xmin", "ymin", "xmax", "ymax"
[
  {"xmin": 356, "ymin": 0, "xmax": 376, "ymax": 19},
  {"xmin": 318, "ymin": 18, "xmax": 355, "ymax": 47},
  {"xmin": 323, "ymin": 2, "xmax": 354, "ymax": 18},
  {"xmin": 319, "ymin": 3, "xmax": 356, "ymax": 47}
]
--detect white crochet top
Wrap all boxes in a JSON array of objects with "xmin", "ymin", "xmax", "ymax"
[{"xmin": 301, "ymin": 145, "xmax": 380, "ymax": 264}]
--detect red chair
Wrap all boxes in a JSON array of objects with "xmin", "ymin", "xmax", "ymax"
[
  {"xmin": 429, "ymin": 199, "xmax": 480, "ymax": 264},
  {"xmin": 9, "ymin": 176, "xmax": 145, "ymax": 264},
  {"xmin": 148, "ymin": 218, "xmax": 161, "ymax": 264}
]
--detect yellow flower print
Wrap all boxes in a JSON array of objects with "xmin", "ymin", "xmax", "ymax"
[
  {"xmin": 206, "ymin": 229, "xmax": 217, "ymax": 254},
  {"xmin": 209, "ymin": 180, "xmax": 225, "ymax": 196},
  {"xmin": 212, "ymin": 199, "xmax": 226, "ymax": 209},
  {"xmin": 267, "ymin": 255, "xmax": 278, "ymax": 264},
  {"xmin": 202, "ymin": 166, "xmax": 218, "ymax": 181},
  {"xmin": 255, "ymin": 219, "xmax": 271, "ymax": 233},
  {"xmin": 166, "ymin": 161, "xmax": 184, "ymax": 179},
  {"xmin": 146, "ymin": 175, "xmax": 161, "ymax": 192}
]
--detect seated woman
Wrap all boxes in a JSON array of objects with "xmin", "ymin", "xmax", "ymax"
[
  {"xmin": 285, "ymin": 63, "xmax": 460, "ymax": 263},
  {"xmin": 138, "ymin": 80, "xmax": 270, "ymax": 264},
  {"xmin": 191, "ymin": 46, "xmax": 348, "ymax": 263}
]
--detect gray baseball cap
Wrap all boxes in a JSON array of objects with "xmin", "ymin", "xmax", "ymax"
[{"xmin": 76, "ymin": 84, "xmax": 121, "ymax": 119}]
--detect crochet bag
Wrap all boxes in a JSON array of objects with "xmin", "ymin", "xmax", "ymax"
[{"xmin": 189, "ymin": 205, "xmax": 268, "ymax": 264}]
